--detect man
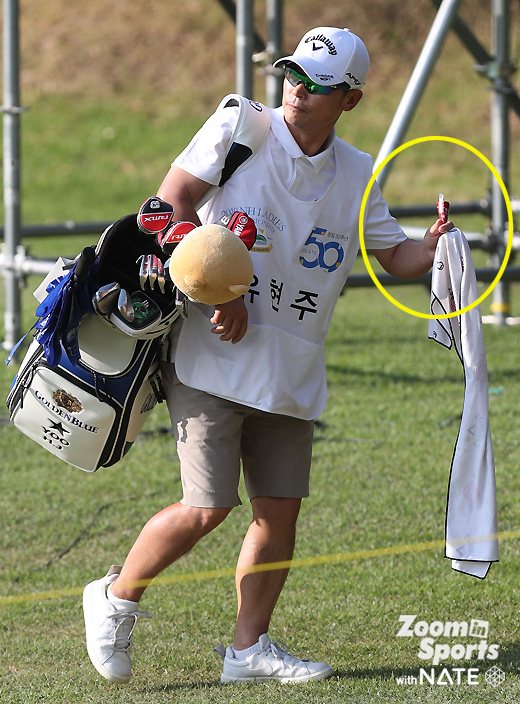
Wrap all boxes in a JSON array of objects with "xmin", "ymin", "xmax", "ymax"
[{"xmin": 83, "ymin": 26, "xmax": 453, "ymax": 684}]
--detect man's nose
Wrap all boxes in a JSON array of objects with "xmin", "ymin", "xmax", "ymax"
[{"xmin": 290, "ymin": 80, "xmax": 308, "ymax": 98}]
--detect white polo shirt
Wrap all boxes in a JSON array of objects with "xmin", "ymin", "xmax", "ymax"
[
  {"xmin": 171, "ymin": 101, "xmax": 406, "ymax": 419},
  {"xmin": 175, "ymin": 105, "xmax": 354, "ymax": 204}
]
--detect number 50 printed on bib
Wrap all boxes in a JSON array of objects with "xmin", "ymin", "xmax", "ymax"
[{"xmin": 299, "ymin": 227, "xmax": 344, "ymax": 273}]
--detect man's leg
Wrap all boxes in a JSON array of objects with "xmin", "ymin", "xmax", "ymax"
[
  {"xmin": 233, "ymin": 496, "xmax": 301, "ymax": 650},
  {"xmin": 111, "ymin": 502, "xmax": 232, "ymax": 602},
  {"xmin": 220, "ymin": 494, "xmax": 332, "ymax": 682},
  {"xmin": 83, "ymin": 502, "xmax": 231, "ymax": 683},
  {"xmin": 84, "ymin": 365, "xmax": 244, "ymax": 683},
  {"xmin": 218, "ymin": 410, "xmax": 333, "ymax": 682}
]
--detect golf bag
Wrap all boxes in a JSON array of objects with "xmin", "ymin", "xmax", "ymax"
[
  {"xmin": 6, "ymin": 214, "xmax": 179, "ymax": 472},
  {"xmin": 6, "ymin": 94, "xmax": 271, "ymax": 472}
]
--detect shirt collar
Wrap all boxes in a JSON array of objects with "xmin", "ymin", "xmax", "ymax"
[{"xmin": 272, "ymin": 106, "xmax": 335, "ymax": 173}]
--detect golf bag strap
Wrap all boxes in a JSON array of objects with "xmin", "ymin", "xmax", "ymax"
[{"xmin": 194, "ymin": 94, "xmax": 271, "ymax": 210}]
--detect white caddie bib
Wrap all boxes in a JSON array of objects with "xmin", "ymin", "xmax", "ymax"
[{"xmin": 174, "ymin": 123, "xmax": 405, "ymax": 420}]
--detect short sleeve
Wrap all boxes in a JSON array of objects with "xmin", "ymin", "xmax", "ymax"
[
  {"xmin": 363, "ymin": 178, "xmax": 407, "ymax": 250},
  {"xmin": 173, "ymin": 105, "xmax": 240, "ymax": 186}
]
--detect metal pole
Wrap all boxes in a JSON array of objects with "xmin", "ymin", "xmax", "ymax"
[
  {"xmin": 236, "ymin": 0, "xmax": 254, "ymax": 98},
  {"xmin": 265, "ymin": 0, "xmax": 283, "ymax": 107},
  {"xmin": 2, "ymin": 0, "xmax": 23, "ymax": 352},
  {"xmin": 431, "ymin": 0, "xmax": 520, "ymax": 120},
  {"xmin": 374, "ymin": 0, "xmax": 461, "ymax": 187},
  {"xmin": 490, "ymin": 0, "xmax": 511, "ymax": 325},
  {"xmin": 215, "ymin": 0, "xmax": 265, "ymax": 54}
]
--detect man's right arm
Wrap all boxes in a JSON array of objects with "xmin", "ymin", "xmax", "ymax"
[
  {"xmin": 157, "ymin": 101, "xmax": 240, "ymax": 221},
  {"xmin": 156, "ymin": 165, "xmax": 211, "ymax": 225}
]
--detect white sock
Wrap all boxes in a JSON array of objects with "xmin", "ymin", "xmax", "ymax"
[
  {"xmin": 232, "ymin": 640, "xmax": 262, "ymax": 660},
  {"xmin": 106, "ymin": 583, "xmax": 139, "ymax": 610}
]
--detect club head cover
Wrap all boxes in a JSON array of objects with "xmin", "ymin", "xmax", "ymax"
[
  {"xmin": 158, "ymin": 221, "xmax": 197, "ymax": 255},
  {"xmin": 217, "ymin": 211, "xmax": 257, "ymax": 250},
  {"xmin": 137, "ymin": 197, "xmax": 175, "ymax": 235}
]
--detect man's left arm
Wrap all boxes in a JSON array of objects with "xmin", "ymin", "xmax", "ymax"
[{"xmin": 373, "ymin": 218, "xmax": 454, "ymax": 278}]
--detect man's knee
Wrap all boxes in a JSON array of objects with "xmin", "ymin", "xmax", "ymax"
[
  {"xmin": 251, "ymin": 496, "xmax": 302, "ymax": 527},
  {"xmin": 186, "ymin": 505, "xmax": 233, "ymax": 536}
]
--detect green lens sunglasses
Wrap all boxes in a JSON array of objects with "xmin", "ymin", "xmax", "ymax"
[{"xmin": 284, "ymin": 67, "xmax": 351, "ymax": 95}]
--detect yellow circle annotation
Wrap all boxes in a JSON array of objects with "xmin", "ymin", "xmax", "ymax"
[{"xmin": 358, "ymin": 136, "xmax": 514, "ymax": 320}]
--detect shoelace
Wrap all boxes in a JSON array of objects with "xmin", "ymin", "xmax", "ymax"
[
  {"xmin": 109, "ymin": 610, "xmax": 152, "ymax": 652},
  {"xmin": 265, "ymin": 640, "xmax": 311, "ymax": 665},
  {"xmin": 267, "ymin": 640, "xmax": 288, "ymax": 659}
]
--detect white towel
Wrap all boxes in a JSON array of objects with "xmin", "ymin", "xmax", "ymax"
[{"xmin": 428, "ymin": 228, "xmax": 498, "ymax": 579}]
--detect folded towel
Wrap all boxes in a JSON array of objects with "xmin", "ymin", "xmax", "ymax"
[{"xmin": 429, "ymin": 228, "xmax": 498, "ymax": 578}]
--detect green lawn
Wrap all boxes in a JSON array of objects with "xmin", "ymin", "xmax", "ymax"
[{"xmin": 1, "ymin": 274, "xmax": 519, "ymax": 703}]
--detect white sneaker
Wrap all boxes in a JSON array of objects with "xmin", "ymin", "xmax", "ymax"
[
  {"xmin": 83, "ymin": 565, "xmax": 151, "ymax": 683},
  {"xmin": 219, "ymin": 633, "xmax": 334, "ymax": 683}
]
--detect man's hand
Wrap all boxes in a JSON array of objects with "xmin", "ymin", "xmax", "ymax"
[
  {"xmin": 423, "ymin": 218, "xmax": 455, "ymax": 263},
  {"xmin": 374, "ymin": 218, "xmax": 454, "ymax": 279},
  {"xmin": 210, "ymin": 297, "xmax": 248, "ymax": 344}
]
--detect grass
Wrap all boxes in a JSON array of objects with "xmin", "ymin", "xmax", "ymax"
[
  {"xmin": 1, "ymin": 274, "xmax": 519, "ymax": 703},
  {"xmin": 1, "ymin": 3, "xmax": 520, "ymax": 699}
]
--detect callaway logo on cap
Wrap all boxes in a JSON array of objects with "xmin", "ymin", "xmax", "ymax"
[{"xmin": 274, "ymin": 27, "xmax": 369, "ymax": 88}]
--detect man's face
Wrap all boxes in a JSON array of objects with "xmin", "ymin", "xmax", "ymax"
[{"xmin": 282, "ymin": 74, "xmax": 362, "ymax": 136}]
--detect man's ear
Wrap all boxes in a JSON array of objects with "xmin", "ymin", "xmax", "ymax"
[{"xmin": 342, "ymin": 89, "xmax": 363, "ymax": 113}]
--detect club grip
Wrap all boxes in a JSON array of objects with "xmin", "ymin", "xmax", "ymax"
[{"xmin": 74, "ymin": 246, "xmax": 96, "ymax": 284}]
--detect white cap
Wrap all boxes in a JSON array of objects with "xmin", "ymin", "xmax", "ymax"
[{"xmin": 274, "ymin": 27, "xmax": 369, "ymax": 88}]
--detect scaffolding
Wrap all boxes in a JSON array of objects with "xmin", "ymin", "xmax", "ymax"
[
  {"xmin": 374, "ymin": 0, "xmax": 519, "ymax": 324},
  {"xmin": 2, "ymin": 0, "xmax": 519, "ymax": 352}
]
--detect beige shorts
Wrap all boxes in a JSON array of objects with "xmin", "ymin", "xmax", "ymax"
[{"xmin": 160, "ymin": 363, "xmax": 314, "ymax": 508}]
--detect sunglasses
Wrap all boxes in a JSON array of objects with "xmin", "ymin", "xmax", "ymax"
[{"xmin": 284, "ymin": 67, "xmax": 351, "ymax": 95}]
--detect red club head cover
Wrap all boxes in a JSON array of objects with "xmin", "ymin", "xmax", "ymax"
[
  {"xmin": 158, "ymin": 221, "xmax": 197, "ymax": 254},
  {"xmin": 437, "ymin": 194, "xmax": 450, "ymax": 224},
  {"xmin": 137, "ymin": 197, "xmax": 175, "ymax": 235},
  {"xmin": 217, "ymin": 212, "xmax": 257, "ymax": 250}
]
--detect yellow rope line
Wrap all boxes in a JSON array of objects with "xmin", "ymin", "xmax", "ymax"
[{"xmin": 1, "ymin": 529, "xmax": 518, "ymax": 607}]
